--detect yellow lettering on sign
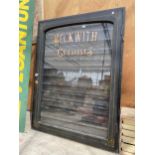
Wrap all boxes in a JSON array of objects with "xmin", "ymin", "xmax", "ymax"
[
  {"xmin": 19, "ymin": 0, "xmax": 30, "ymax": 10},
  {"xmin": 19, "ymin": 73, "xmax": 24, "ymax": 82},
  {"xmin": 19, "ymin": 10, "xmax": 29, "ymax": 22},
  {"xmin": 19, "ymin": 0, "xmax": 30, "ymax": 116},
  {"xmin": 19, "ymin": 24, "xmax": 27, "ymax": 30},
  {"xmin": 19, "ymin": 31, "xmax": 27, "ymax": 45},
  {"xmin": 19, "ymin": 86, "xmax": 22, "ymax": 93},
  {"xmin": 19, "ymin": 45, "xmax": 26, "ymax": 71},
  {"xmin": 19, "ymin": 58, "xmax": 25, "ymax": 71},
  {"xmin": 19, "ymin": 46, "xmax": 26, "ymax": 60}
]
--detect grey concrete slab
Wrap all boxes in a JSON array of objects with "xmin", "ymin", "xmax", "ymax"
[{"xmin": 19, "ymin": 112, "xmax": 118, "ymax": 155}]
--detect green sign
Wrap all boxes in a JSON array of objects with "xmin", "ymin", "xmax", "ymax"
[{"xmin": 19, "ymin": 0, "xmax": 34, "ymax": 132}]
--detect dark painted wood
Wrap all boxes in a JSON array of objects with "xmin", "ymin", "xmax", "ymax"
[{"xmin": 32, "ymin": 7, "xmax": 125, "ymax": 152}]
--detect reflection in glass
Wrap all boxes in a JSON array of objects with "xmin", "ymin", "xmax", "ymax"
[{"xmin": 40, "ymin": 23, "xmax": 113, "ymax": 139}]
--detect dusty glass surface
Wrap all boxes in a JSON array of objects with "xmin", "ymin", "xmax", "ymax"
[{"xmin": 40, "ymin": 23, "xmax": 113, "ymax": 138}]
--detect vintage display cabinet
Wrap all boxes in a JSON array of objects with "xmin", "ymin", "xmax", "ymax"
[{"xmin": 32, "ymin": 8, "xmax": 125, "ymax": 152}]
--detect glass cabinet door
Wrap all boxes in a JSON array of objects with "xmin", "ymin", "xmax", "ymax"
[{"xmin": 40, "ymin": 23, "xmax": 113, "ymax": 139}]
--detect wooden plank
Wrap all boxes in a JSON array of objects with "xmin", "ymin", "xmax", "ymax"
[
  {"xmin": 121, "ymin": 143, "xmax": 135, "ymax": 153},
  {"xmin": 44, "ymin": 0, "xmax": 80, "ymax": 19},
  {"xmin": 122, "ymin": 124, "xmax": 135, "ymax": 131},
  {"xmin": 122, "ymin": 118, "xmax": 135, "ymax": 126},
  {"xmin": 121, "ymin": 136, "xmax": 135, "ymax": 145},
  {"xmin": 118, "ymin": 0, "xmax": 135, "ymax": 107},
  {"xmin": 44, "ymin": 0, "xmax": 116, "ymax": 20},
  {"xmin": 121, "ymin": 151, "xmax": 134, "ymax": 155},
  {"xmin": 122, "ymin": 129, "xmax": 135, "ymax": 138},
  {"xmin": 28, "ymin": 44, "xmax": 36, "ymax": 110},
  {"xmin": 121, "ymin": 107, "xmax": 135, "ymax": 154},
  {"xmin": 79, "ymin": 0, "xmax": 116, "ymax": 14},
  {"xmin": 33, "ymin": 0, "xmax": 44, "ymax": 42},
  {"xmin": 121, "ymin": 108, "xmax": 135, "ymax": 125},
  {"xmin": 121, "ymin": 107, "xmax": 135, "ymax": 117}
]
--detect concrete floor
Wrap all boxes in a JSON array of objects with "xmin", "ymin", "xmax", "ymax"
[{"xmin": 19, "ymin": 112, "xmax": 118, "ymax": 155}]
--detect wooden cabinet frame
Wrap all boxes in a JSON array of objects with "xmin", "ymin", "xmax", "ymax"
[{"xmin": 32, "ymin": 8, "xmax": 125, "ymax": 152}]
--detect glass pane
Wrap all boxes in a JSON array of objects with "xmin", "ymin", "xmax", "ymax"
[{"xmin": 40, "ymin": 23, "xmax": 113, "ymax": 139}]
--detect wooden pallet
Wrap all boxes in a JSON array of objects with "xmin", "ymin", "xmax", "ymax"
[{"xmin": 120, "ymin": 108, "xmax": 135, "ymax": 155}]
